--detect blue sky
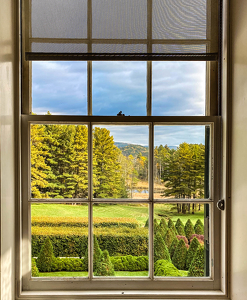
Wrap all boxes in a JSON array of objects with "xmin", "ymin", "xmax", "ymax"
[{"xmin": 32, "ymin": 61, "xmax": 206, "ymax": 146}]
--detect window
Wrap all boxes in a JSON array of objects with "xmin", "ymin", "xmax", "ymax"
[{"xmin": 20, "ymin": 0, "xmax": 224, "ymax": 298}]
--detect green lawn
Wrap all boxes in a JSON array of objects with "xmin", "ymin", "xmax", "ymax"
[{"xmin": 31, "ymin": 203, "xmax": 204, "ymax": 226}]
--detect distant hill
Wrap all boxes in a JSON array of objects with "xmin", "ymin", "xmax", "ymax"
[
  {"xmin": 115, "ymin": 142, "xmax": 149, "ymax": 158},
  {"xmin": 114, "ymin": 142, "xmax": 177, "ymax": 158}
]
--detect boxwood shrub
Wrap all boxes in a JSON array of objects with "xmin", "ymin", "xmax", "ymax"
[
  {"xmin": 154, "ymin": 260, "xmax": 181, "ymax": 277},
  {"xmin": 110, "ymin": 255, "xmax": 148, "ymax": 271}
]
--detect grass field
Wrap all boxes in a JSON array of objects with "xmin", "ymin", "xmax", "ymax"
[{"xmin": 31, "ymin": 203, "xmax": 205, "ymax": 226}]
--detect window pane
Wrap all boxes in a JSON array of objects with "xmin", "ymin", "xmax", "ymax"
[
  {"xmin": 92, "ymin": 61, "xmax": 147, "ymax": 116},
  {"xmin": 30, "ymin": 124, "xmax": 88, "ymax": 199},
  {"xmin": 154, "ymin": 125, "xmax": 210, "ymax": 199},
  {"xmin": 93, "ymin": 203, "xmax": 149, "ymax": 277},
  {"xmin": 32, "ymin": 61, "xmax": 87, "ymax": 115},
  {"xmin": 31, "ymin": 203, "xmax": 88, "ymax": 277},
  {"xmin": 152, "ymin": 62, "xmax": 206, "ymax": 116},
  {"xmin": 153, "ymin": 203, "xmax": 209, "ymax": 277},
  {"xmin": 92, "ymin": 125, "xmax": 149, "ymax": 199}
]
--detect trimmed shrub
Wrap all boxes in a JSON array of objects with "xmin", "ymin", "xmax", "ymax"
[
  {"xmin": 31, "ymin": 258, "xmax": 39, "ymax": 277},
  {"xmin": 154, "ymin": 233, "xmax": 171, "ymax": 263},
  {"xmin": 36, "ymin": 237, "xmax": 55, "ymax": 272},
  {"xmin": 172, "ymin": 239, "xmax": 187, "ymax": 270},
  {"xmin": 176, "ymin": 224, "xmax": 185, "ymax": 236},
  {"xmin": 154, "ymin": 219, "xmax": 159, "ymax": 234},
  {"xmin": 93, "ymin": 235, "xmax": 102, "ymax": 272},
  {"xmin": 111, "ymin": 255, "xmax": 148, "ymax": 271},
  {"xmin": 51, "ymin": 257, "xmax": 86, "ymax": 272},
  {"xmin": 164, "ymin": 228, "xmax": 176, "ymax": 248},
  {"xmin": 184, "ymin": 219, "xmax": 195, "ymax": 241},
  {"xmin": 176, "ymin": 235, "xmax": 188, "ymax": 245},
  {"xmin": 159, "ymin": 218, "xmax": 168, "ymax": 231},
  {"xmin": 154, "ymin": 260, "xmax": 181, "ymax": 277},
  {"xmin": 83, "ymin": 247, "xmax": 88, "ymax": 271},
  {"xmin": 175, "ymin": 218, "xmax": 184, "ymax": 232},
  {"xmin": 32, "ymin": 216, "xmax": 139, "ymax": 228},
  {"xmin": 194, "ymin": 224, "xmax": 204, "ymax": 235},
  {"xmin": 186, "ymin": 237, "xmax": 200, "ymax": 270},
  {"xmin": 194, "ymin": 219, "xmax": 204, "ymax": 231},
  {"xmin": 94, "ymin": 250, "xmax": 115, "ymax": 276},
  {"xmin": 190, "ymin": 234, "xmax": 204, "ymax": 245},
  {"xmin": 188, "ymin": 246, "xmax": 204, "ymax": 277},
  {"xmin": 169, "ymin": 237, "xmax": 178, "ymax": 259},
  {"xmin": 168, "ymin": 219, "xmax": 178, "ymax": 235},
  {"xmin": 144, "ymin": 218, "xmax": 149, "ymax": 228}
]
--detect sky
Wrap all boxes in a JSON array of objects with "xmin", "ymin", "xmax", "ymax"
[{"xmin": 32, "ymin": 61, "xmax": 206, "ymax": 146}]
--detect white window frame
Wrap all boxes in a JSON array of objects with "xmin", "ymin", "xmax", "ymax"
[{"xmin": 17, "ymin": 0, "xmax": 231, "ymax": 298}]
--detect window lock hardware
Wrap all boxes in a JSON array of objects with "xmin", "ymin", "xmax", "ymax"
[
  {"xmin": 217, "ymin": 199, "xmax": 225, "ymax": 211},
  {"xmin": 117, "ymin": 111, "xmax": 125, "ymax": 116}
]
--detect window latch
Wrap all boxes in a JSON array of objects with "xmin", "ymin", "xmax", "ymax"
[{"xmin": 217, "ymin": 199, "xmax": 225, "ymax": 211}]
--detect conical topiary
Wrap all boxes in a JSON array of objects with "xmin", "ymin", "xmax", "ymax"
[
  {"xmin": 194, "ymin": 224, "xmax": 204, "ymax": 235},
  {"xmin": 144, "ymin": 218, "xmax": 149, "ymax": 228},
  {"xmin": 184, "ymin": 219, "xmax": 195, "ymax": 241},
  {"xmin": 175, "ymin": 218, "xmax": 184, "ymax": 232},
  {"xmin": 159, "ymin": 218, "xmax": 168, "ymax": 231},
  {"xmin": 154, "ymin": 232, "xmax": 171, "ymax": 263},
  {"xmin": 168, "ymin": 218, "xmax": 178, "ymax": 235},
  {"xmin": 36, "ymin": 237, "xmax": 55, "ymax": 272},
  {"xmin": 194, "ymin": 219, "xmax": 204, "ymax": 231},
  {"xmin": 83, "ymin": 247, "xmax": 88, "ymax": 271},
  {"xmin": 172, "ymin": 239, "xmax": 187, "ymax": 270},
  {"xmin": 176, "ymin": 224, "xmax": 185, "ymax": 236},
  {"xmin": 154, "ymin": 218, "xmax": 159, "ymax": 235},
  {"xmin": 169, "ymin": 237, "xmax": 179, "ymax": 259},
  {"xmin": 188, "ymin": 246, "xmax": 204, "ymax": 277},
  {"xmin": 93, "ymin": 235, "xmax": 102, "ymax": 273},
  {"xmin": 164, "ymin": 228, "xmax": 176, "ymax": 248},
  {"xmin": 186, "ymin": 237, "xmax": 200, "ymax": 270},
  {"xmin": 94, "ymin": 250, "xmax": 115, "ymax": 276}
]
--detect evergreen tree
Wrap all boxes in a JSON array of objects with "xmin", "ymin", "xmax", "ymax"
[
  {"xmin": 159, "ymin": 218, "xmax": 168, "ymax": 232},
  {"xmin": 184, "ymin": 219, "xmax": 195, "ymax": 241},
  {"xmin": 36, "ymin": 237, "xmax": 55, "ymax": 272},
  {"xmin": 169, "ymin": 237, "xmax": 179, "ymax": 259},
  {"xmin": 93, "ymin": 127, "xmax": 125, "ymax": 198},
  {"xmin": 186, "ymin": 237, "xmax": 200, "ymax": 270},
  {"xmin": 168, "ymin": 219, "xmax": 177, "ymax": 235},
  {"xmin": 144, "ymin": 218, "xmax": 149, "ymax": 228},
  {"xmin": 83, "ymin": 247, "xmax": 88, "ymax": 271},
  {"xmin": 172, "ymin": 239, "xmax": 187, "ymax": 270},
  {"xmin": 188, "ymin": 246, "xmax": 204, "ymax": 277},
  {"xmin": 154, "ymin": 233, "xmax": 171, "ymax": 263},
  {"xmin": 94, "ymin": 250, "xmax": 115, "ymax": 276},
  {"xmin": 194, "ymin": 219, "xmax": 204, "ymax": 230},
  {"xmin": 175, "ymin": 218, "xmax": 184, "ymax": 232},
  {"xmin": 177, "ymin": 224, "xmax": 185, "ymax": 236},
  {"xmin": 153, "ymin": 218, "xmax": 159, "ymax": 235},
  {"xmin": 164, "ymin": 228, "xmax": 176, "ymax": 248},
  {"xmin": 194, "ymin": 224, "xmax": 204, "ymax": 235},
  {"xmin": 93, "ymin": 235, "xmax": 102, "ymax": 272}
]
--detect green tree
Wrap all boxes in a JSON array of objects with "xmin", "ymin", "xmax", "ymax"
[
  {"xmin": 93, "ymin": 235, "xmax": 102, "ymax": 272},
  {"xmin": 188, "ymin": 246, "xmax": 205, "ymax": 277},
  {"xmin": 184, "ymin": 219, "xmax": 195, "ymax": 241},
  {"xmin": 93, "ymin": 127, "xmax": 125, "ymax": 198},
  {"xmin": 169, "ymin": 237, "xmax": 179, "ymax": 259},
  {"xmin": 36, "ymin": 237, "xmax": 55, "ymax": 272},
  {"xmin": 164, "ymin": 228, "xmax": 176, "ymax": 248},
  {"xmin": 186, "ymin": 237, "xmax": 200, "ymax": 270},
  {"xmin": 154, "ymin": 233, "xmax": 171, "ymax": 263},
  {"xmin": 172, "ymin": 239, "xmax": 187, "ymax": 270},
  {"xmin": 168, "ymin": 219, "xmax": 178, "ymax": 235},
  {"xmin": 94, "ymin": 250, "xmax": 115, "ymax": 276}
]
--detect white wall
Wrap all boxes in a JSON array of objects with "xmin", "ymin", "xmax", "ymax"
[
  {"xmin": 230, "ymin": 0, "xmax": 247, "ymax": 299},
  {"xmin": 0, "ymin": 0, "xmax": 17, "ymax": 299}
]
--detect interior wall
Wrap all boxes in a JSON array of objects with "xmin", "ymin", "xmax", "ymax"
[
  {"xmin": 0, "ymin": 0, "xmax": 17, "ymax": 299},
  {"xmin": 230, "ymin": 0, "xmax": 247, "ymax": 299}
]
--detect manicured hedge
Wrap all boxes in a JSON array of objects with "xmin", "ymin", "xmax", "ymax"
[
  {"xmin": 51, "ymin": 257, "xmax": 86, "ymax": 272},
  {"xmin": 111, "ymin": 255, "xmax": 148, "ymax": 271},
  {"xmin": 32, "ymin": 216, "xmax": 139, "ymax": 228},
  {"xmin": 32, "ymin": 227, "xmax": 148, "ymax": 257},
  {"xmin": 31, "ymin": 258, "xmax": 39, "ymax": 277},
  {"xmin": 154, "ymin": 260, "xmax": 181, "ymax": 277}
]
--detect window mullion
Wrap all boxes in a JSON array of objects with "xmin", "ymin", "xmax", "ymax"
[
  {"xmin": 88, "ymin": 61, "xmax": 92, "ymax": 116},
  {"xmin": 88, "ymin": 122, "xmax": 93, "ymax": 278},
  {"xmin": 149, "ymin": 122, "xmax": 154, "ymax": 279}
]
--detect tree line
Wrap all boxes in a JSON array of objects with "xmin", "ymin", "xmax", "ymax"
[{"xmin": 31, "ymin": 124, "xmax": 205, "ymax": 201}]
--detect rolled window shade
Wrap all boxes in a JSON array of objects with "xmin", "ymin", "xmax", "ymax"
[{"xmin": 25, "ymin": 0, "xmax": 218, "ymax": 61}]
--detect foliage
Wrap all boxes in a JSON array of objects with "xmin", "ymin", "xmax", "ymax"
[
  {"xmin": 154, "ymin": 260, "xmax": 181, "ymax": 277},
  {"xmin": 169, "ymin": 237, "xmax": 179, "ymax": 259},
  {"xmin": 186, "ymin": 237, "xmax": 200, "ymax": 270},
  {"xmin": 188, "ymin": 246, "xmax": 205, "ymax": 277},
  {"xmin": 164, "ymin": 228, "xmax": 176, "ymax": 248},
  {"xmin": 184, "ymin": 219, "xmax": 195, "ymax": 241},
  {"xmin": 154, "ymin": 233, "xmax": 171, "ymax": 263},
  {"xmin": 194, "ymin": 219, "xmax": 204, "ymax": 230},
  {"xmin": 144, "ymin": 218, "xmax": 149, "ymax": 228},
  {"xmin": 94, "ymin": 250, "xmax": 115, "ymax": 276},
  {"xmin": 32, "ymin": 216, "xmax": 139, "ymax": 228},
  {"xmin": 111, "ymin": 255, "xmax": 148, "ymax": 271},
  {"xmin": 36, "ymin": 237, "xmax": 55, "ymax": 272},
  {"xmin": 176, "ymin": 235, "xmax": 188, "ymax": 245},
  {"xmin": 93, "ymin": 235, "xmax": 102, "ymax": 272},
  {"xmin": 153, "ymin": 219, "xmax": 159, "ymax": 234},
  {"xmin": 50, "ymin": 257, "xmax": 86, "ymax": 272},
  {"xmin": 172, "ymin": 239, "xmax": 187, "ymax": 270},
  {"xmin": 159, "ymin": 218, "xmax": 168, "ymax": 232},
  {"xmin": 31, "ymin": 258, "xmax": 39, "ymax": 277},
  {"xmin": 175, "ymin": 218, "xmax": 185, "ymax": 235},
  {"xmin": 190, "ymin": 234, "xmax": 204, "ymax": 245},
  {"xmin": 194, "ymin": 224, "xmax": 204, "ymax": 235},
  {"xmin": 168, "ymin": 219, "xmax": 177, "ymax": 235},
  {"xmin": 32, "ymin": 228, "xmax": 148, "ymax": 257},
  {"xmin": 162, "ymin": 143, "xmax": 205, "ymax": 199}
]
